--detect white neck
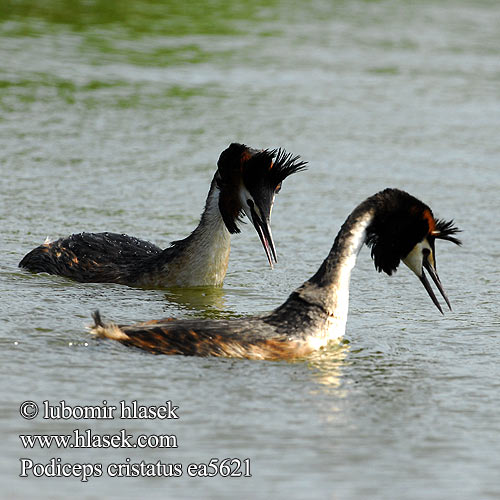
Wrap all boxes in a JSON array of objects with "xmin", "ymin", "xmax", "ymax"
[
  {"xmin": 163, "ymin": 185, "xmax": 231, "ymax": 286},
  {"xmin": 270, "ymin": 208, "xmax": 374, "ymax": 347}
]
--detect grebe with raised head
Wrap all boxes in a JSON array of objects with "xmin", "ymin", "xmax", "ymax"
[
  {"xmin": 19, "ymin": 143, "xmax": 306, "ymax": 288},
  {"xmin": 91, "ymin": 188, "xmax": 461, "ymax": 359}
]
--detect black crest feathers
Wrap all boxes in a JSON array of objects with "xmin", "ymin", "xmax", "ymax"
[
  {"xmin": 433, "ymin": 218, "xmax": 462, "ymax": 245},
  {"xmin": 270, "ymin": 148, "xmax": 308, "ymax": 185},
  {"xmin": 216, "ymin": 143, "xmax": 248, "ymax": 233},
  {"xmin": 216, "ymin": 143, "xmax": 306, "ymax": 234},
  {"xmin": 364, "ymin": 189, "xmax": 432, "ymax": 275},
  {"xmin": 242, "ymin": 148, "xmax": 307, "ymax": 192},
  {"xmin": 363, "ymin": 189, "xmax": 461, "ymax": 275}
]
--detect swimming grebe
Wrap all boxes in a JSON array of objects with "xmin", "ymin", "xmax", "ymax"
[
  {"xmin": 91, "ymin": 188, "xmax": 461, "ymax": 359},
  {"xmin": 19, "ymin": 143, "xmax": 306, "ymax": 288}
]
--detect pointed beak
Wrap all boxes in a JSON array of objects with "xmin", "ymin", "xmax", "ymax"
[
  {"xmin": 421, "ymin": 256, "xmax": 452, "ymax": 313},
  {"xmin": 249, "ymin": 203, "xmax": 277, "ymax": 268},
  {"xmin": 403, "ymin": 241, "xmax": 453, "ymax": 314}
]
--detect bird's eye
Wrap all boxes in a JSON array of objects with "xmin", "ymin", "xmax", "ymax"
[
  {"xmin": 275, "ymin": 183, "xmax": 282, "ymax": 194},
  {"xmin": 247, "ymin": 199, "xmax": 254, "ymax": 208},
  {"xmin": 422, "ymin": 248, "xmax": 430, "ymax": 257}
]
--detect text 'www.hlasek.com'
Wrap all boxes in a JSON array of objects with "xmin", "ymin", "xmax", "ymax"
[{"xmin": 18, "ymin": 400, "xmax": 251, "ymax": 481}]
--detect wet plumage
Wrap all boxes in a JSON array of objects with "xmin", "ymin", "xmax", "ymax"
[
  {"xmin": 19, "ymin": 143, "xmax": 306, "ymax": 288},
  {"xmin": 91, "ymin": 188, "xmax": 461, "ymax": 360}
]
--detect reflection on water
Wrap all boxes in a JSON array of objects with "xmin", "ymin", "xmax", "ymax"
[
  {"xmin": 162, "ymin": 286, "xmax": 238, "ymax": 319},
  {"xmin": 2, "ymin": 0, "xmax": 500, "ymax": 498},
  {"xmin": 307, "ymin": 340, "xmax": 350, "ymax": 389}
]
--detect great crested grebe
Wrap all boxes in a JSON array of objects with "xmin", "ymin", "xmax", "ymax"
[
  {"xmin": 19, "ymin": 143, "xmax": 306, "ymax": 288},
  {"xmin": 91, "ymin": 188, "xmax": 461, "ymax": 360}
]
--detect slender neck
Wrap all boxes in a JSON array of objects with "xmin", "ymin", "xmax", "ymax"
[
  {"xmin": 194, "ymin": 174, "xmax": 228, "ymax": 237},
  {"xmin": 267, "ymin": 201, "xmax": 375, "ymax": 341},
  {"xmin": 307, "ymin": 204, "xmax": 375, "ymax": 304},
  {"xmin": 158, "ymin": 173, "xmax": 232, "ymax": 286}
]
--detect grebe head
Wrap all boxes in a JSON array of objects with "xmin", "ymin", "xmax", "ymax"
[
  {"xmin": 365, "ymin": 189, "xmax": 461, "ymax": 313},
  {"xmin": 217, "ymin": 143, "xmax": 307, "ymax": 267}
]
